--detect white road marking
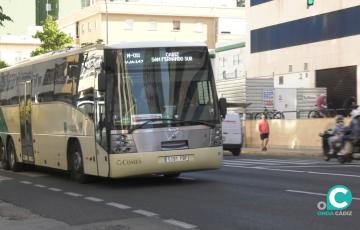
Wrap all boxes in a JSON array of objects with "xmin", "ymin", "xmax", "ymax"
[
  {"xmin": 20, "ymin": 181, "xmax": 32, "ymax": 185},
  {"xmin": 85, "ymin": 197, "xmax": 103, "ymax": 202},
  {"xmin": 65, "ymin": 192, "xmax": 83, "ymax": 197},
  {"xmin": 240, "ymin": 158, "xmax": 322, "ymax": 164},
  {"xmin": 286, "ymin": 190, "xmax": 360, "ymax": 201},
  {"xmin": 34, "ymin": 184, "xmax": 47, "ymax": 188},
  {"xmin": 307, "ymin": 171, "xmax": 360, "ymax": 178},
  {"xmin": 16, "ymin": 171, "xmax": 48, "ymax": 177},
  {"xmin": 226, "ymin": 159, "xmax": 321, "ymax": 165},
  {"xmin": 272, "ymin": 164, "xmax": 360, "ymax": 168},
  {"xmin": 106, "ymin": 202, "xmax": 131, "ymax": 210},
  {"xmin": 48, "ymin": 187, "xmax": 62, "ymax": 192},
  {"xmin": 224, "ymin": 164, "xmax": 360, "ymax": 178},
  {"xmin": 178, "ymin": 177, "xmax": 195, "ymax": 181},
  {"xmin": 0, "ymin": 175, "xmax": 12, "ymax": 181},
  {"xmin": 163, "ymin": 219, "xmax": 197, "ymax": 229},
  {"xmin": 222, "ymin": 161, "xmax": 258, "ymax": 166},
  {"xmin": 224, "ymin": 160, "xmax": 280, "ymax": 166},
  {"xmin": 133, "ymin": 209, "xmax": 158, "ymax": 217}
]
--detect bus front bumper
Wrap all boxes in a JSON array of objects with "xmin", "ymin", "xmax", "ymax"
[{"xmin": 108, "ymin": 146, "xmax": 223, "ymax": 178}]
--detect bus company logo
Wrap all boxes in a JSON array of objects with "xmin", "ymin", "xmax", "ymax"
[
  {"xmin": 117, "ymin": 159, "xmax": 142, "ymax": 166},
  {"xmin": 316, "ymin": 185, "xmax": 353, "ymax": 216},
  {"xmin": 167, "ymin": 127, "xmax": 180, "ymax": 140}
]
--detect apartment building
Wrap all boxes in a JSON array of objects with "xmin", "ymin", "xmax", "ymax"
[{"xmin": 57, "ymin": 0, "xmax": 244, "ymax": 49}]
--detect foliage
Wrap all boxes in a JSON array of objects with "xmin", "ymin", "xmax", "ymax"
[
  {"xmin": 0, "ymin": 60, "xmax": 9, "ymax": 69},
  {"xmin": 0, "ymin": 6, "xmax": 12, "ymax": 26},
  {"xmin": 31, "ymin": 15, "xmax": 73, "ymax": 57}
]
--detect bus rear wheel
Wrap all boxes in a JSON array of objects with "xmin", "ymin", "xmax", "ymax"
[
  {"xmin": 7, "ymin": 138, "xmax": 22, "ymax": 172},
  {"xmin": 69, "ymin": 141, "xmax": 89, "ymax": 183},
  {"xmin": 164, "ymin": 173, "xmax": 181, "ymax": 178},
  {"xmin": 0, "ymin": 141, "xmax": 9, "ymax": 170}
]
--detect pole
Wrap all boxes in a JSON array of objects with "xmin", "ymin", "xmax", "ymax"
[{"xmin": 105, "ymin": 0, "xmax": 109, "ymax": 45}]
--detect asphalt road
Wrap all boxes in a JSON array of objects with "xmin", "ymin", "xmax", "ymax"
[{"xmin": 0, "ymin": 154, "xmax": 359, "ymax": 230}]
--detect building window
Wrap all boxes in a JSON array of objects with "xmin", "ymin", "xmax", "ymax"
[
  {"xmin": 173, "ymin": 20, "xmax": 180, "ymax": 31},
  {"xmin": 81, "ymin": 24, "xmax": 85, "ymax": 34},
  {"xmin": 88, "ymin": 22, "xmax": 92, "ymax": 32},
  {"xmin": 148, "ymin": 21, "xmax": 157, "ymax": 31},
  {"xmin": 124, "ymin": 19, "xmax": 134, "ymax": 30},
  {"xmin": 222, "ymin": 71, "xmax": 227, "ymax": 79},
  {"xmin": 304, "ymin": 62, "xmax": 308, "ymax": 71},
  {"xmin": 279, "ymin": 76, "xmax": 284, "ymax": 85},
  {"xmin": 76, "ymin": 22, "xmax": 79, "ymax": 38},
  {"xmin": 235, "ymin": 69, "xmax": 238, "ymax": 78},
  {"xmin": 195, "ymin": 23, "xmax": 203, "ymax": 33},
  {"xmin": 289, "ymin": 65, "xmax": 293, "ymax": 72},
  {"xmin": 94, "ymin": 20, "xmax": 97, "ymax": 31}
]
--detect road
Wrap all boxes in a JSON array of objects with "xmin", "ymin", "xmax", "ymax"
[{"xmin": 0, "ymin": 154, "xmax": 359, "ymax": 230}]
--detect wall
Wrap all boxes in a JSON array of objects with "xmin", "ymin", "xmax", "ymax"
[
  {"xmin": 244, "ymin": 118, "xmax": 350, "ymax": 149},
  {"xmin": 99, "ymin": 14, "xmax": 216, "ymax": 47},
  {"xmin": 58, "ymin": 1, "xmax": 244, "ymax": 48}
]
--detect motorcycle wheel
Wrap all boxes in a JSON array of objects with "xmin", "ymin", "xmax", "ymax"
[
  {"xmin": 323, "ymin": 155, "xmax": 330, "ymax": 161},
  {"xmin": 338, "ymin": 156, "xmax": 346, "ymax": 164}
]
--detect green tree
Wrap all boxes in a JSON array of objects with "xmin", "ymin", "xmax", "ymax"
[
  {"xmin": 0, "ymin": 60, "xmax": 9, "ymax": 69},
  {"xmin": 31, "ymin": 15, "xmax": 73, "ymax": 57},
  {"xmin": 0, "ymin": 6, "xmax": 12, "ymax": 26}
]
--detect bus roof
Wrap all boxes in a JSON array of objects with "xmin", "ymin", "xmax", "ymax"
[
  {"xmin": 106, "ymin": 41, "xmax": 207, "ymax": 49},
  {"xmin": 0, "ymin": 41, "xmax": 208, "ymax": 73}
]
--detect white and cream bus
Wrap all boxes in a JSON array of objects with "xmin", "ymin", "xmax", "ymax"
[{"xmin": 0, "ymin": 41, "xmax": 226, "ymax": 182}]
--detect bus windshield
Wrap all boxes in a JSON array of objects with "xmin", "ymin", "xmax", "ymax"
[{"xmin": 105, "ymin": 46, "xmax": 219, "ymax": 130}]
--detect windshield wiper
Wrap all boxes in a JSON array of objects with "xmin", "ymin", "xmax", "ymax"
[
  {"xmin": 127, "ymin": 118, "xmax": 216, "ymax": 134},
  {"xmin": 128, "ymin": 118, "xmax": 178, "ymax": 134},
  {"xmin": 181, "ymin": 120, "xmax": 216, "ymax": 128}
]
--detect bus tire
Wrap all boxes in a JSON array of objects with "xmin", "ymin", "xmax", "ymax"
[
  {"xmin": 164, "ymin": 173, "xmax": 181, "ymax": 178},
  {"xmin": 231, "ymin": 148, "xmax": 241, "ymax": 156},
  {"xmin": 7, "ymin": 138, "xmax": 22, "ymax": 172},
  {"xmin": 68, "ymin": 140, "xmax": 89, "ymax": 183},
  {"xmin": 0, "ymin": 140, "xmax": 9, "ymax": 170}
]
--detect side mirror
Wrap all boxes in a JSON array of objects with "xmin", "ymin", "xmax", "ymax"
[
  {"xmin": 98, "ymin": 72, "xmax": 106, "ymax": 92},
  {"xmin": 219, "ymin": 98, "xmax": 227, "ymax": 118}
]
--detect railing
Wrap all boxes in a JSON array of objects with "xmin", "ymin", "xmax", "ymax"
[{"xmin": 245, "ymin": 108, "xmax": 352, "ymax": 120}]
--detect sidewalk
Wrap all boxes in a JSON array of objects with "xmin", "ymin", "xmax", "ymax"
[
  {"xmin": 225, "ymin": 147, "xmax": 322, "ymax": 158},
  {"xmin": 0, "ymin": 200, "xmax": 188, "ymax": 230}
]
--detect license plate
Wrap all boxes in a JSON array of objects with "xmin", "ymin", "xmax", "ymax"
[{"xmin": 164, "ymin": 155, "xmax": 189, "ymax": 163}]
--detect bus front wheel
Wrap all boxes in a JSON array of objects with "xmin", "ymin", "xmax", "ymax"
[
  {"xmin": 7, "ymin": 138, "xmax": 22, "ymax": 172},
  {"xmin": 69, "ymin": 141, "xmax": 89, "ymax": 183}
]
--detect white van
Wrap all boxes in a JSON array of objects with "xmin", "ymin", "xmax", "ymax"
[{"xmin": 222, "ymin": 112, "xmax": 243, "ymax": 156}]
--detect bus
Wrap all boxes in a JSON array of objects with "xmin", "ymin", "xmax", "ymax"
[{"xmin": 0, "ymin": 41, "xmax": 226, "ymax": 182}]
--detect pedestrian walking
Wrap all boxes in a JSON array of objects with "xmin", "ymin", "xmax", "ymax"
[{"xmin": 258, "ymin": 114, "xmax": 270, "ymax": 151}]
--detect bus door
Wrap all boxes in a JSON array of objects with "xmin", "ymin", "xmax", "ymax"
[
  {"xmin": 94, "ymin": 94, "xmax": 109, "ymax": 177},
  {"xmin": 18, "ymin": 81, "xmax": 35, "ymax": 163}
]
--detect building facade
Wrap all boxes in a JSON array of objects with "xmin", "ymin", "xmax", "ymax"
[
  {"xmin": 57, "ymin": 1, "xmax": 244, "ymax": 49},
  {"xmin": 246, "ymin": 0, "xmax": 360, "ymax": 109},
  {"xmin": 0, "ymin": 0, "xmax": 82, "ymax": 65}
]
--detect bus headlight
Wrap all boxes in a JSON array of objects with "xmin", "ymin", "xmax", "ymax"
[
  {"xmin": 210, "ymin": 126, "xmax": 222, "ymax": 147},
  {"xmin": 111, "ymin": 134, "xmax": 137, "ymax": 153}
]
